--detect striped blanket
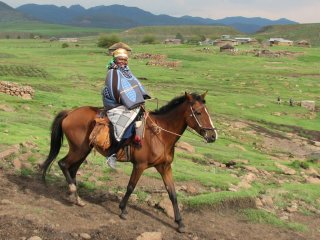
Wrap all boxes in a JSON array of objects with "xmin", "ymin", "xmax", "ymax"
[{"xmin": 107, "ymin": 105, "xmax": 140, "ymax": 141}]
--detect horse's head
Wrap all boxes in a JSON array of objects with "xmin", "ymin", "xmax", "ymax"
[{"xmin": 184, "ymin": 91, "xmax": 218, "ymax": 143}]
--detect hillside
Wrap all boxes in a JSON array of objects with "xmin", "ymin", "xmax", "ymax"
[
  {"xmin": 255, "ymin": 23, "xmax": 320, "ymax": 46},
  {"xmin": 14, "ymin": 3, "xmax": 297, "ymax": 33},
  {"xmin": 0, "ymin": 1, "xmax": 34, "ymax": 22}
]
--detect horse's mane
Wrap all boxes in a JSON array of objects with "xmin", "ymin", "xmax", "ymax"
[{"xmin": 151, "ymin": 92, "xmax": 203, "ymax": 115}]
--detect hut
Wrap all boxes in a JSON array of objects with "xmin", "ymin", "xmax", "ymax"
[
  {"xmin": 164, "ymin": 39, "xmax": 182, "ymax": 44},
  {"xmin": 269, "ymin": 38, "xmax": 293, "ymax": 46},
  {"xmin": 214, "ymin": 39, "xmax": 238, "ymax": 47},
  {"xmin": 297, "ymin": 40, "xmax": 311, "ymax": 48},
  {"xmin": 220, "ymin": 44, "xmax": 236, "ymax": 52},
  {"xmin": 108, "ymin": 42, "xmax": 132, "ymax": 55}
]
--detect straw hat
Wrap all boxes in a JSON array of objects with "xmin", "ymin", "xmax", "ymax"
[{"xmin": 112, "ymin": 48, "xmax": 128, "ymax": 59}]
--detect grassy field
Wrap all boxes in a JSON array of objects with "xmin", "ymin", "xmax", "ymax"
[
  {"xmin": 1, "ymin": 37, "xmax": 319, "ymax": 231},
  {"xmin": 0, "ymin": 21, "xmax": 120, "ymax": 38}
]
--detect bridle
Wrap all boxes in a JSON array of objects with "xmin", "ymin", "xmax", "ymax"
[
  {"xmin": 187, "ymin": 104, "xmax": 216, "ymax": 132},
  {"xmin": 143, "ymin": 102, "xmax": 217, "ymax": 139}
]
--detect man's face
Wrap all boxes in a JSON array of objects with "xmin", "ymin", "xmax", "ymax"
[{"xmin": 115, "ymin": 57, "xmax": 128, "ymax": 68}]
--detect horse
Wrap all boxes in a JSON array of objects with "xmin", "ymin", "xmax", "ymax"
[{"xmin": 40, "ymin": 91, "xmax": 217, "ymax": 233}]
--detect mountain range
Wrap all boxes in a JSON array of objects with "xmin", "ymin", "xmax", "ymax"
[{"xmin": 1, "ymin": 1, "xmax": 298, "ymax": 33}]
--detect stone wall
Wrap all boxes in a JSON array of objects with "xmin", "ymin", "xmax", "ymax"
[{"xmin": 0, "ymin": 81, "xmax": 35, "ymax": 99}]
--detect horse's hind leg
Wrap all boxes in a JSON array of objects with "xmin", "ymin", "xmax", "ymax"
[
  {"xmin": 119, "ymin": 164, "xmax": 145, "ymax": 219},
  {"xmin": 156, "ymin": 164, "xmax": 185, "ymax": 233},
  {"xmin": 58, "ymin": 150, "xmax": 89, "ymax": 206}
]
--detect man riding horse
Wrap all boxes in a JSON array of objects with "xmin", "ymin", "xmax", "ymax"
[{"xmin": 102, "ymin": 48, "xmax": 151, "ymax": 169}]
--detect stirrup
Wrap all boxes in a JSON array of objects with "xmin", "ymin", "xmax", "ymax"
[{"xmin": 107, "ymin": 154, "xmax": 117, "ymax": 169}]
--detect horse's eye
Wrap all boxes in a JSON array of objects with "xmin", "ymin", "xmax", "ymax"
[{"xmin": 195, "ymin": 111, "xmax": 201, "ymax": 115}]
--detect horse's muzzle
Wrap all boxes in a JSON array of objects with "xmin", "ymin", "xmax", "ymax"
[{"xmin": 201, "ymin": 129, "xmax": 218, "ymax": 143}]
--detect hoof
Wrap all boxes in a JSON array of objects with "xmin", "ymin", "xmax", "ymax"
[
  {"xmin": 76, "ymin": 197, "xmax": 86, "ymax": 207},
  {"xmin": 178, "ymin": 226, "xmax": 186, "ymax": 233},
  {"xmin": 119, "ymin": 213, "xmax": 127, "ymax": 220}
]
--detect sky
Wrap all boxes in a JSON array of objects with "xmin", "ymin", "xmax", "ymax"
[{"xmin": 3, "ymin": 0, "xmax": 320, "ymax": 24}]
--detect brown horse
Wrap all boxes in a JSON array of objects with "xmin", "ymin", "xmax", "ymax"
[{"xmin": 40, "ymin": 92, "xmax": 217, "ymax": 233}]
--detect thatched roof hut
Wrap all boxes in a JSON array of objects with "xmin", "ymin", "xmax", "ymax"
[
  {"xmin": 297, "ymin": 40, "xmax": 311, "ymax": 48},
  {"xmin": 108, "ymin": 42, "xmax": 132, "ymax": 55},
  {"xmin": 220, "ymin": 44, "xmax": 235, "ymax": 52}
]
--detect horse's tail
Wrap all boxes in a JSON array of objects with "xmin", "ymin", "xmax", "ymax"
[{"xmin": 40, "ymin": 110, "xmax": 69, "ymax": 182}]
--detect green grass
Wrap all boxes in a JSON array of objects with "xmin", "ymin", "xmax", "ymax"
[
  {"xmin": 241, "ymin": 209, "xmax": 308, "ymax": 232},
  {"xmin": 182, "ymin": 190, "xmax": 257, "ymax": 207},
  {"xmin": 0, "ymin": 37, "xmax": 319, "ymax": 223},
  {"xmin": 0, "ymin": 21, "xmax": 120, "ymax": 38}
]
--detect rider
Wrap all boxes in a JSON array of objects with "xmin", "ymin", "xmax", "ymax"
[{"xmin": 102, "ymin": 47, "xmax": 150, "ymax": 169}]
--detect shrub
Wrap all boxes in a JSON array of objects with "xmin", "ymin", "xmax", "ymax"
[
  {"xmin": 97, "ymin": 34, "xmax": 120, "ymax": 48},
  {"xmin": 140, "ymin": 35, "xmax": 156, "ymax": 44},
  {"xmin": 176, "ymin": 32, "xmax": 184, "ymax": 42},
  {"xmin": 62, "ymin": 43, "xmax": 69, "ymax": 48}
]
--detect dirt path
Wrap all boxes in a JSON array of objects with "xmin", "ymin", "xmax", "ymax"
[{"xmin": 0, "ymin": 169, "xmax": 319, "ymax": 240}]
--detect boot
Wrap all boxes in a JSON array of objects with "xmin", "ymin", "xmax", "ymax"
[{"xmin": 107, "ymin": 154, "xmax": 117, "ymax": 169}]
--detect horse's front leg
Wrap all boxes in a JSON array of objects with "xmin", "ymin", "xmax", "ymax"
[
  {"xmin": 156, "ymin": 164, "xmax": 185, "ymax": 233},
  {"xmin": 119, "ymin": 164, "xmax": 144, "ymax": 219}
]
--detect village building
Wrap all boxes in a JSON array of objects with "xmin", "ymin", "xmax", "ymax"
[
  {"xmin": 199, "ymin": 38, "xmax": 214, "ymax": 45},
  {"xmin": 269, "ymin": 38, "xmax": 293, "ymax": 46},
  {"xmin": 296, "ymin": 40, "xmax": 311, "ymax": 48},
  {"xmin": 234, "ymin": 37, "xmax": 258, "ymax": 45},
  {"xmin": 220, "ymin": 44, "xmax": 237, "ymax": 53},
  {"xmin": 58, "ymin": 38, "xmax": 79, "ymax": 43},
  {"xmin": 164, "ymin": 39, "xmax": 182, "ymax": 44},
  {"xmin": 214, "ymin": 39, "xmax": 238, "ymax": 47}
]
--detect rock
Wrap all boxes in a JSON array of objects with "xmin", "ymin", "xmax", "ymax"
[
  {"xmin": 0, "ymin": 144, "xmax": 20, "ymax": 160},
  {"xmin": 70, "ymin": 233, "xmax": 78, "ymax": 238},
  {"xmin": 275, "ymin": 163, "xmax": 296, "ymax": 175},
  {"xmin": 255, "ymin": 198, "xmax": 263, "ymax": 207},
  {"xmin": 13, "ymin": 159, "xmax": 22, "ymax": 170},
  {"xmin": 301, "ymin": 100, "xmax": 315, "ymax": 111},
  {"xmin": 0, "ymin": 199, "xmax": 12, "ymax": 205},
  {"xmin": 175, "ymin": 141, "xmax": 195, "ymax": 153},
  {"xmin": 136, "ymin": 232, "xmax": 162, "ymax": 240},
  {"xmin": 304, "ymin": 176, "xmax": 320, "ymax": 184},
  {"xmin": 79, "ymin": 233, "xmax": 91, "ymax": 239},
  {"xmin": 238, "ymin": 182, "xmax": 252, "ymax": 189},
  {"xmin": 186, "ymin": 185, "xmax": 198, "ymax": 195},
  {"xmin": 130, "ymin": 193, "xmax": 138, "ymax": 203},
  {"xmin": 22, "ymin": 105, "xmax": 31, "ymax": 110},
  {"xmin": 242, "ymin": 173, "xmax": 256, "ymax": 182},
  {"xmin": 286, "ymin": 204, "xmax": 298, "ymax": 213},
  {"xmin": 158, "ymin": 198, "xmax": 174, "ymax": 218},
  {"xmin": 244, "ymin": 166, "xmax": 259, "ymax": 173},
  {"xmin": 310, "ymin": 141, "xmax": 320, "ymax": 147},
  {"xmin": 261, "ymin": 195, "xmax": 274, "ymax": 207},
  {"xmin": 0, "ymin": 104, "xmax": 15, "ymax": 112},
  {"xmin": 21, "ymin": 94, "xmax": 32, "ymax": 100},
  {"xmin": 27, "ymin": 237, "xmax": 42, "ymax": 240},
  {"xmin": 305, "ymin": 167, "xmax": 320, "ymax": 177}
]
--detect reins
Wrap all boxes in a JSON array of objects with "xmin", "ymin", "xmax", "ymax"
[{"xmin": 141, "ymin": 104, "xmax": 215, "ymax": 142}]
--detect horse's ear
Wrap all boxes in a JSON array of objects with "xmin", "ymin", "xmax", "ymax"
[
  {"xmin": 185, "ymin": 91, "xmax": 193, "ymax": 102},
  {"xmin": 201, "ymin": 90, "xmax": 208, "ymax": 99}
]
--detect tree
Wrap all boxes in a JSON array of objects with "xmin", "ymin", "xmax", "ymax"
[
  {"xmin": 140, "ymin": 35, "xmax": 156, "ymax": 44},
  {"xmin": 97, "ymin": 34, "xmax": 120, "ymax": 48},
  {"xmin": 62, "ymin": 43, "xmax": 69, "ymax": 48},
  {"xmin": 175, "ymin": 33, "xmax": 184, "ymax": 42}
]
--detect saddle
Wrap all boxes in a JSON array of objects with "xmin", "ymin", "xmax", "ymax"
[
  {"xmin": 89, "ymin": 113, "xmax": 146, "ymax": 161},
  {"xmin": 89, "ymin": 117, "xmax": 111, "ymax": 151}
]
